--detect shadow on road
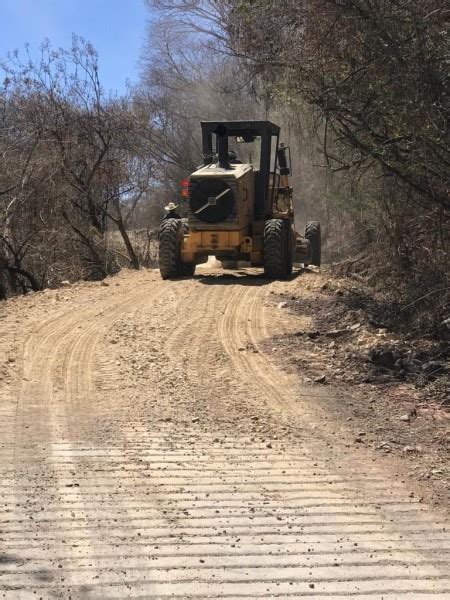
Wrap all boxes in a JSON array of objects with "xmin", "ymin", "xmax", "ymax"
[{"xmin": 196, "ymin": 269, "xmax": 303, "ymax": 286}]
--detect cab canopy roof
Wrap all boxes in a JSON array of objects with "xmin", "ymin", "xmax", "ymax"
[{"xmin": 201, "ymin": 121, "xmax": 280, "ymax": 137}]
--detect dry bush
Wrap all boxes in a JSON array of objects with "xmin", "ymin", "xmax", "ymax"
[{"xmin": 1, "ymin": 38, "xmax": 159, "ymax": 297}]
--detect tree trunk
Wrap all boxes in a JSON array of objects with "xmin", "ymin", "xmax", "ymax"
[{"xmin": 115, "ymin": 216, "xmax": 140, "ymax": 270}]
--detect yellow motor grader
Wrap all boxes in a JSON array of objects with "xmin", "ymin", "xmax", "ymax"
[{"xmin": 159, "ymin": 121, "xmax": 321, "ymax": 279}]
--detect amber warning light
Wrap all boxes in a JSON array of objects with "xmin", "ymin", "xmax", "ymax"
[{"xmin": 181, "ymin": 179, "xmax": 189, "ymax": 198}]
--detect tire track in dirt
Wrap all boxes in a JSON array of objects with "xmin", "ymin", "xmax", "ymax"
[
  {"xmin": 1, "ymin": 269, "xmax": 449, "ymax": 598},
  {"xmin": 43, "ymin": 279, "xmax": 170, "ymax": 591},
  {"xmin": 1, "ymin": 275, "xmax": 165, "ymax": 595},
  {"xmin": 2, "ymin": 306, "xmax": 103, "ymax": 597},
  {"xmin": 212, "ymin": 274, "xmax": 450, "ymax": 595}
]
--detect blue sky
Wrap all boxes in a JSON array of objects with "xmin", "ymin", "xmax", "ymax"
[{"xmin": 0, "ymin": 0, "xmax": 150, "ymax": 94}]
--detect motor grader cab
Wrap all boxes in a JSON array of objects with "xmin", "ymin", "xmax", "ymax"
[{"xmin": 158, "ymin": 120, "xmax": 321, "ymax": 279}]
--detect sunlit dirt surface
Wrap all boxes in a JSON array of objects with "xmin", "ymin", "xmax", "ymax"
[{"xmin": 0, "ymin": 267, "xmax": 449, "ymax": 598}]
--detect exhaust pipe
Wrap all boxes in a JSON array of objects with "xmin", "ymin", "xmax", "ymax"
[{"xmin": 216, "ymin": 125, "xmax": 231, "ymax": 170}]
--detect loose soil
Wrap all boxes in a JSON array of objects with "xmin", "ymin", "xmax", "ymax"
[
  {"xmin": 0, "ymin": 265, "xmax": 449, "ymax": 598},
  {"xmin": 264, "ymin": 268, "xmax": 449, "ymax": 510}
]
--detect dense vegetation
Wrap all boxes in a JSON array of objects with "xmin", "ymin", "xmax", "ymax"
[
  {"xmin": 224, "ymin": 0, "xmax": 449, "ymax": 334},
  {"xmin": 1, "ymin": 1, "xmax": 448, "ymax": 337}
]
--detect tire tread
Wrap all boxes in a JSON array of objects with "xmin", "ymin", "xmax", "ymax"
[
  {"xmin": 159, "ymin": 219, "xmax": 182, "ymax": 279},
  {"xmin": 264, "ymin": 219, "xmax": 291, "ymax": 279},
  {"xmin": 305, "ymin": 221, "xmax": 321, "ymax": 267}
]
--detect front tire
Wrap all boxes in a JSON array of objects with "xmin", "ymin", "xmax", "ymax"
[
  {"xmin": 305, "ymin": 221, "xmax": 321, "ymax": 266},
  {"xmin": 159, "ymin": 219, "xmax": 183, "ymax": 279},
  {"xmin": 263, "ymin": 219, "xmax": 293, "ymax": 279}
]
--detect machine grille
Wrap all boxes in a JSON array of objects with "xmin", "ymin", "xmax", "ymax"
[{"xmin": 189, "ymin": 179, "xmax": 235, "ymax": 224}]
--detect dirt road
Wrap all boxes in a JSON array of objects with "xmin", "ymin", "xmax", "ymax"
[{"xmin": 1, "ymin": 267, "xmax": 449, "ymax": 598}]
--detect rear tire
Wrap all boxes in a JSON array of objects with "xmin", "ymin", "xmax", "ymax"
[
  {"xmin": 263, "ymin": 219, "xmax": 293, "ymax": 279},
  {"xmin": 305, "ymin": 221, "xmax": 321, "ymax": 266},
  {"xmin": 159, "ymin": 219, "xmax": 183, "ymax": 279}
]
